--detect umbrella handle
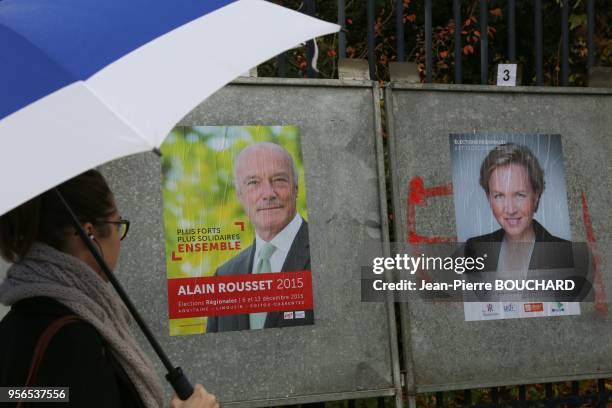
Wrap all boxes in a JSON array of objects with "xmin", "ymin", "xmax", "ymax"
[{"xmin": 166, "ymin": 367, "xmax": 194, "ymax": 400}]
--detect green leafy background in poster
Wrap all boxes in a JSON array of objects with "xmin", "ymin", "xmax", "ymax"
[{"xmin": 160, "ymin": 126, "xmax": 306, "ymax": 335}]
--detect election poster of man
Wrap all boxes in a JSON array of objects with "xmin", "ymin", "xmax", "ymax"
[
  {"xmin": 161, "ymin": 126, "xmax": 314, "ymax": 336},
  {"xmin": 449, "ymin": 134, "xmax": 581, "ymax": 321}
]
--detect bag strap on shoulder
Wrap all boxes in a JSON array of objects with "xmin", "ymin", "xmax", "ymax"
[{"xmin": 16, "ymin": 315, "xmax": 81, "ymax": 408}]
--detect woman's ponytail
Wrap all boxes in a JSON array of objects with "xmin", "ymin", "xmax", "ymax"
[
  {"xmin": 0, "ymin": 169, "xmax": 114, "ymax": 263},
  {"xmin": 0, "ymin": 196, "xmax": 41, "ymax": 262}
]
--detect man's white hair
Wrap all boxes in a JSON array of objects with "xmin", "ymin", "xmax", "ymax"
[{"xmin": 233, "ymin": 142, "xmax": 299, "ymax": 192}]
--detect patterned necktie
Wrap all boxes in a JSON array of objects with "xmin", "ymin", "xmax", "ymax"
[{"xmin": 250, "ymin": 243, "xmax": 276, "ymax": 329}]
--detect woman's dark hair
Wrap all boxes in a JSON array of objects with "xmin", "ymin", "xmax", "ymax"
[{"xmin": 0, "ymin": 170, "xmax": 115, "ymax": 262}]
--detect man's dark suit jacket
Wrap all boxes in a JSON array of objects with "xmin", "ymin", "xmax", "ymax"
[{"xmin": 206, "ymin": 220, "xmax": 313, "ymax": 333}]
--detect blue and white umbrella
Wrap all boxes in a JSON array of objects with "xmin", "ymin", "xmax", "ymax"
[
  {"xmin": 0, "ymin": 0, "xmax": 339, "ymax": 216},
  {"xmin": 0, "ymin": 0, "xmax": 338, "ymax": 398}
]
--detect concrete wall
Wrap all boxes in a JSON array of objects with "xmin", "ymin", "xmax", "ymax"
[
  {"xmin": 386, "ymin": 84, "xmax": 612, "ymax": 392},
  {"xmin": 101, "ymin": 78, "xmax": 398, "ymax": 406}
]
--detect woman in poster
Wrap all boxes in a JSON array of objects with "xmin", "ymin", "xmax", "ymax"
[{"xmin": 463, "ymin": 142, "xmax": 573, "ymax": 272}]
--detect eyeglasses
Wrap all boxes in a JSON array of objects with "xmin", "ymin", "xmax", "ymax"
[{"xmin": 98, "ymin": 219, "xmax": 130, "ymax": 241}]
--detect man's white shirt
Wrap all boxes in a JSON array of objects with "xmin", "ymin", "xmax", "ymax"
[
  {"xmin": 249, "ymin": 213, "xmax": 303, "ymax": 329},
  {"xmin": 252, "ymin": 213, "xmax": 303, "ymax": 274}
]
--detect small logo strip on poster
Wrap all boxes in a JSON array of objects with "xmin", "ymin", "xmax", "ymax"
[
  {"xmin": 503, "ymin": 303, "xmax": 518, "ymax": 313},
  {"xmin": 551, "ymin": 302, "xmax": 566, "ymax": 313},
  {"xmin": 524, "ymin": 303, "xmax": 544, "ymax": 313},
  {"xmin": 482, "ymin": 303, "xmax": 499, "ymax": 316},
  {"xmin": 283, "ymin": 312, "xmax": 294, "ymax": 320}
]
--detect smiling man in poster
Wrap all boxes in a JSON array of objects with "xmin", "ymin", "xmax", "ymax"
[{"xmin": 206, "ymin": 142, "xmax": 313, "ymax": 332}]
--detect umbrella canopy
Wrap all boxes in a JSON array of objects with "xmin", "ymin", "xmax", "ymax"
[
  {"xmin": 0, "ymin": 0, "xmax": 339, "ymax": 399},
  {"xmin": 0, "ymin": 0, "xmax": 339, "ymax": 216}
]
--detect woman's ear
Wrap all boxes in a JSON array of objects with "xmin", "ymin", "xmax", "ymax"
[
  {"xmin": 75, "ymin": 222, "xmax": 95, "ymax": 237},
  {"xmin": 64, "ymin": 221, "xmax": 95, "ymax": 257}
]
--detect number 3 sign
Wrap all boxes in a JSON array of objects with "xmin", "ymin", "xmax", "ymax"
[{"xmin": 496, "ymin": 64, "xmax": 517, "ymax": 86}]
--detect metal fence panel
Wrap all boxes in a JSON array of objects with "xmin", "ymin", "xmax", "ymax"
[
  {"xmin": 386, "ymin": 83, "xmax": 612, "ymax": 393},
  {"xmin": 100, "ymin": 78, "xmax": 399, "ymax": 406}
]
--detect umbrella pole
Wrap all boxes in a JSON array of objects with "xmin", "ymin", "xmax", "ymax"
[{"xmin": 52, "ymin": 188, "xmax": 194, "ymax": 400}]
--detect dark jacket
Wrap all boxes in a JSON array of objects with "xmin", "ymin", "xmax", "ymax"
[
  {"xmin": 464, "ymin": 219, "xmax": 573, "ymax": 271},
  {"xmin": 462, "ymin": 220, "xmax": 590, "ymax": 302},
  {"xmin": 206, "ymin": 220, "xmax": 313, "ymax": 332},
  {"xmin": 0, "ymin": 297, "xmax": 144, "ymax": 408}
]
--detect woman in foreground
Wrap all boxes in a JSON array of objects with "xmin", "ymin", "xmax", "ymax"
[{"xmin": 0, "ymin": 170, "xmax": 217, "ymax": 408}]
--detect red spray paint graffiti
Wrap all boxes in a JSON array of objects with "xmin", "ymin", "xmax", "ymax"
[
  {"xmin": 581, "ymin": 192, "xmax": 608, "ymax": 316},
  {"xmin": 407, "ymin": 176, "xmax": 457, "ymax": 244},
  {"xmin": 406, "ymin": 177, "xmax": 457, "ymax": 284}
]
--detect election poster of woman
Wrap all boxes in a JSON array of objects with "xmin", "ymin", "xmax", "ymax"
[{"xmin": 449, "ymin": 133, "xmax": 582, "ymax": 321}]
